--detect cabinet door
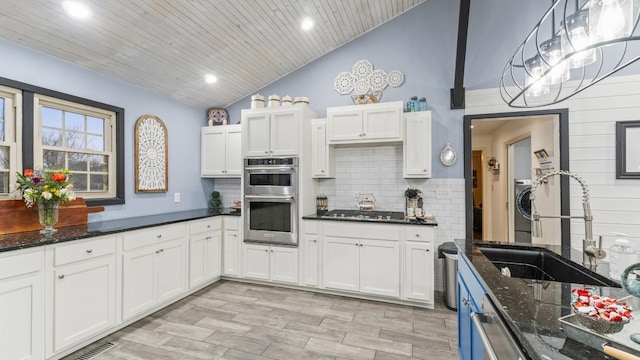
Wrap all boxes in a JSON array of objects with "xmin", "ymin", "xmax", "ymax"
[
  {"xmin": 311, "ymin": 119, "xmax": 329, "ymax": 178},
  {"xmin": 244, "ymin": 113, "xmax": 271, "ymax": 157},
  {"xmin": 305, "ymin": 235, "xmax": 319, "ymax": 286},
  {"xmin": 362, "ymin": 104, "xmax": 402, "ymax": 140},
  {"xmin": 403, "ymin": 241, "xmax": 433, "ymax": 302},
  {"xmin": 201, "ymin": 127, "xmax": 226, "ymax": 176},
  {"xmin": 156, "ymin": 238, "xmax": 187, "ymax": 304},
  {"xmin": 458, "ymin": 276, "xmax": 473, "ymax": 360},
  {"xmin": 359, "ymin": 239, "xmax": 400, "ymax": 297},
  {"xmin": 122, "ymin": 246, "xmax": 155, "ymax": 321},
  {"xmin": 270, "ymin": 110, "xmax": 299, "ymax": 156},
  {"xmin": 223, "ymin": 230, "xmax": 240, "ymax": 276},
  {"xmin": 225, "ymin": 126, "xmax": 243, "ymax": 176},
  {"xmin": 322, "ymin": 237, "xmax": 359, "ymax": 291},
  {"xmin": 270, "ymin": 246, "xmax": 298, "ymax": 284},
  {"xmin": 205, "ymin": 231, "xmax": 222, "ymax": 281},
  {"xmin": 189, "ymin": 234, "xmax": 207, "ymax": 288},
  {"xmin": 52, "ymin": 257, "xmax": 116, "ymax": 353},
  {"xmin": 0, "ymin": 274, "xmax": 44, "ymax": 360},
  {"xmin": 327, "ymin": 108, "xmax": 362, "ymax": 142},
  {"xmin": 244, "ymin": 244, "xmax": 270, "ymax": 280},
  {"xmin": 404, "ymin": 112, "xmax": 432, "ymax": 178}
]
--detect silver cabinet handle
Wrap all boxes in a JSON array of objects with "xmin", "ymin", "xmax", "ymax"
[
  {"xmin": 321, "ymin": 169, "xmax": 325, "ymax": 173},
  {"xmin": 354, "ymin": 243, "xmax": 359, "ymax": 246},
  {"xmin": 424, "ymin": 169, "xmax": 428, "ymax": 172},
  {"xmin": 58, "ymin": 274, "xmax": 65, "ymax": 279},
  {"xmin": 207, "ymin": 225, "xmax": 211, "ymax": 228},
  {"xmin": 471, "ymin": 312, "xmax": 499, "ymax": 360},
  {"xmin": 359, "ymin": 244, "xmax": 363, "ymax": 247},
  {"xmin": 271, "ymin": 249, "xmax": 274, "ymax": 253},
  {"xmin": 415, "ymin": 234, "xmax": 420, "ymax": 237},
  {"xmin": 426, "ymin": 249, "xmax": 430, "ymax": 252},
  {"xmin": 462, "ymin": 298, "xmax": 469, "ymax": 306},
  {"xmin": 264, "ymin": 150, "xmax": 269, "ymax": 154},
  {"xmin": 312, "ymin": 239, "xmax": 317, "ymax": 243},
  {"xmin": 205, "ymin": 236, "xmax": 212, "ymax": 240},
  {"xmin": 265, "ymin": 249, "xmax": 269, "ymax": 252},
  {"xmin": 86, "ymin": 249, "xmax": 93, "ymax": 253},
  {"xmin": 157, "ymin": 234, "xmax": 162, "ymax": 238}
]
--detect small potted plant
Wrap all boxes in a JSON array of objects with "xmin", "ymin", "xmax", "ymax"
[{"xmin": 209, "ymin": 191, "xmax": 222, "ymax": 209}]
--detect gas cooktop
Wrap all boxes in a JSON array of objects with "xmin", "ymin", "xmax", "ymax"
[{"xmin": 321, "ymin": 209, "xmax": 405, "ymax": 222}]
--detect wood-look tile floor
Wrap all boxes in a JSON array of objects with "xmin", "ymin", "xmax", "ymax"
[{"xmin": 64, "ymin": 281, "xmax": 459, "ymax": 360}]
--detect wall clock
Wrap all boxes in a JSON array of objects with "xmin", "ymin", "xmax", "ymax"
[
  {"xmin": 135, "ymin": 114, "xmax": 168, "ymax": 193},
  {"xmin": 208, "ymin": 107, "xmax": 228, "ymax": 126}
]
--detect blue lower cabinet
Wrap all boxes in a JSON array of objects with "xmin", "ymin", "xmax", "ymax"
[{"xmin": 457, "ymin": 252, "xmax": 486, "ymax": 360}]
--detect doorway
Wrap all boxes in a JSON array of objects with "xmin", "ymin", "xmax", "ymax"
[
  {"xmin": 510, "ymin": 136, "xmax": 532, "ymax": 243},
  {"xmin": 472, "ymin": 150, "xmax": 484, "ymax": 240}
]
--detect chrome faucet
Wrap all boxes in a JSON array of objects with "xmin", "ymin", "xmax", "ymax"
[{"xmin": 530, "ymin": 170, "xmax": 605, "ymax": 270}]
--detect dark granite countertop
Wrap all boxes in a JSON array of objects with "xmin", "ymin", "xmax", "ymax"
[
  {"xmin": 0, "ymin": 208, "xmax": 240, "ymax": 253},
  {"xmin": 302, "ymin": 213, "xmax": 438, "ymax": 226},
  {"xmin": 455, "ymin": 239, "xmax": 636, "ymax": 360}
]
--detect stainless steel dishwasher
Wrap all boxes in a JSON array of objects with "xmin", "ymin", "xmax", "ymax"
[{"xmin": 471, "ymin": 295, "xmax": 527, "ymax": 360}]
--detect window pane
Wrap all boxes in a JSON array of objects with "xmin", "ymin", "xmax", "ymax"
[
  {"xmin": 0, "ymin": 146, "xmax": 8, "ymax": 170},
  {"xmin": 65, "ymin": 112, "xmax": 85, "ymax": 132},
  {"xmin": 90, "ymin": 174, "xmax": 108, "ymax": 191},
  {"xmin": 42, "ymin": 107, "xmax": 62, "ymax": 128},
  {"xmin": 89, "ymin": 154, "xmax": 107, "ymax": 172},
  {"xmin": 43, "ymin": 149, "xmax": 65, "ymax": 169},
  {"xmin": 71, "ymin": 173, "xmax": 87, "ymax": 191},
  {"xmin": 0, "ymin": 172, "xmax": 8, "ymax": 194},
  {"xmin": 69, "ymin": 153, "xmax": 87, "ymax": 171},
  {"xmin": 87, "ymin": 117, "xmax": 104, "ymax": 135},
  {"xmin": 65, "ymin": 131, "xmax": 85, "ymax": 149},
  {"xmin": 87, "ymin": 135, "xmax": 104, "ymax": 151},
  {"xmin": 42, "ymin": 128, "xmax": 63, "ymax": 147}
]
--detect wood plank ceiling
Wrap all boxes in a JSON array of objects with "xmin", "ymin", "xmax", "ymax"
[{"xmin": 0, "ymin": 0, "xmax": 425, "ymax": 109}]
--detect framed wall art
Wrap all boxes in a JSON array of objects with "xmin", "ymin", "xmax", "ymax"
[
  {"xmin": 135, "ymin": 114, "xmax": 168, "ymax": 192},
  {"xmin": 616, "ymin": 120, "xmax": 640, "ymax": 179}
]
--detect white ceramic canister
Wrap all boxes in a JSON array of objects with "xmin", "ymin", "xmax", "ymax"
[
  {"xmin": 294, "ymin": 96, "xmax": 309, "ymax": 106},
  {"xmin": 251, "ymin": 94, "xmax": 265, "ymax": 109},
  {"xmin": 281, "ymin": 95, "xmax": 293, "ymax": 106},
  {"xmin": 268, "ymin": 94, "xmax": 280, "ymax": 108}
]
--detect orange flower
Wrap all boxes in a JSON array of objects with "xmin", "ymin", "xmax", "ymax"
[
  {"xmin": 51, "ymin": 173, "xmax": 66, "ymax": 182},
  {"xmin": 23, "ymin": 169, "xmax": 33, "ymax": 177}
]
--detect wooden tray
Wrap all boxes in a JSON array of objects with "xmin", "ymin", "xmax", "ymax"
[{"xmin": 0, "ymin": 198, "xmax": 104, "ymax": 234}]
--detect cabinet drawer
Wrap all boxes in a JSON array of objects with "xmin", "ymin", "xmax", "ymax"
[
  {"xmin": 123, "ymin": 223, "xmax": 187, "ymax": 251},
  {"xmin": 54, "ymin": 237, "xmax": 116, "ymax": 266},
  {"xmin": 404, "ymin": 226, "xmax": 435, "ymax": 242},
  {"xmin": 224, "ymin": 216, "xmax": 240, "ymax": 231},
  {"xmin": 190, "ymin": 217, "xmax": 222, "ymax": 235},
  {"xmin": 323, "ymin": 222, "xmax": 401, "ymax": 241},
  {"xmin": 304, "ymin": 220, "xmax": 318, "ymax": 235},
  {"xmin": 0, "ymin": 249, "xmax": 43, "ymax": 280}
]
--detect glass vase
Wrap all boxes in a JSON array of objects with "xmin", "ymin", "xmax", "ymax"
[{"xmin": 38, "ymin": 201, "xmax": 59, "ymax": 234}]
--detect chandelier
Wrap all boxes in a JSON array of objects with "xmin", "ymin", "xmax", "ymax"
[{"xmin": 500, "ymin": 0, "xmax": 640, "ymax": 108}]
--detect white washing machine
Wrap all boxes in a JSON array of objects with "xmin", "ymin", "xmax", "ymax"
[{"xmin": 514, "ymin": 179, "xmax": 532, "ymax": 243}]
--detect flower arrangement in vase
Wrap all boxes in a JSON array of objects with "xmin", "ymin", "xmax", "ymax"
[{"xmin": 12, "ymin": 169, "xmax": 76, "ymax": 234}]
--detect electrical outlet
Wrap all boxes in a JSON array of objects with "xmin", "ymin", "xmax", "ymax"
[
  {"xmin": 174, "ymin": 193, "xmax": 180, "ymax": 203},
  {"xmin": 436, "ymin": 188, "xmax": 450, "ymax": 199}
]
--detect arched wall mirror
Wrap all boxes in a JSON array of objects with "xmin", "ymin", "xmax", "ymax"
[{"xmin": 463, "ymin": 109, "xmax": 570, "ymax": 256}]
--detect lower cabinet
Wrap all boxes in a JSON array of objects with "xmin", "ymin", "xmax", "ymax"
[
  {"xmin": 189, "ymin": 217, "xmax": 222, "ymax": 288},
  {"xmin": 304, "ymin": 234, "xmax": 319, "ymax": 286},
  {"xmin": 458, "ymin": 251, "xmax": 487, "ymax": 360},
  {"xmin": 244, "ymin": 244, "xmax": 298, "ymax": 284},
  {"xmin": 223, "ymin": 217, "xmax": 241, "ymax": 276},
  {"xmin": 402, "ymin": 226, "xmax": 435, "ymax": 304},
  {"xmin": 121, "ymin": 224, "xmax": 187, "ymax": 321},
  {"xmin": 47, "ymin": 236, "xmax": 117, "ymax": 356},
  {"xmin": 0, "ymin": 248, "xmax": 44, "ymax": 360}
]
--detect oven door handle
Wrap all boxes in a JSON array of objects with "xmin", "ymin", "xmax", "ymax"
[
  {"xmin": 470, "ymin": 312, "xmax": 499, "ymax": 360},
  {"xmin": 244, "ymin": 195, "xmax": 296, "ymax": 200},
  {"xmin": 245, "ymin": 166, "xmax": 296, "ymax": 171}
]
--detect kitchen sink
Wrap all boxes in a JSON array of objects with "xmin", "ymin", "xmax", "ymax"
[{"xmin": 477, "ymin": 245, "xmax": 620, "ymax": 287}]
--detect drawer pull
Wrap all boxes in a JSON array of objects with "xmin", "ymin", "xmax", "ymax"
[
  {"xmin": 206, "ymin": 236, "xmax": 212, "ymax": 240},
  {"xmin": 312, "ymin": 239, "xmax": 317, "ymax": 243},
  {"xmin": 207, "ymin": 225, "xmax": 211, "ymax": 228},
  {"xmin": 426, "ymin": 249, "xmax": 430, "ymax": 252},
  {"xmin": 157, "ymin": 234, "xmax": 162, "ymax": 239},
  {"xmin": 86, "ymin": 249, "xmax": 93, "ymax": 253},
  {"xmin": 58, "ymin": 274, "xmax": 65, "ymax": 279},
  {"xmin": 415, "ymin": 234, "xmax": 420, "ymax": 237}
]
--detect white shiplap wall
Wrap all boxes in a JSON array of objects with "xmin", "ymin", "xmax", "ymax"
[{"xmin": 466, "ymin": 74, "xmax": 640, "ymax": 255}]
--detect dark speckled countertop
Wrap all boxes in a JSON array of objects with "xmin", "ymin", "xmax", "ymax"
[
  {"xmin": 0, "ymin": 208, "xmax": 240, "ymax": 253},
  {"xmin": 454, "ymin": 239, "xmax": 638, "ymax": 360}
]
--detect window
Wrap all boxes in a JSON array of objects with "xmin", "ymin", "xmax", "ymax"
[
  {"xmin": 0, "ymin": 85, "xmax": 21, "ymax": 199},
  {"xmin": 34, "ymin": 95, "xmax": 117, "ymax": 200}
]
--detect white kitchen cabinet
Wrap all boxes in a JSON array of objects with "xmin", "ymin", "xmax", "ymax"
[
  {"xmin": 322, "ymin": 222, "xmax": 401, "ymax": 297},
  {"xmin": 189, "ymin": 217, "xmax": 222, "ymax": 288},
  {"xmin": 121, "ymin": 224, "xmax": 187, "ymax": 321},
  {"xmin": 311, "ymin": 118, "xmax": 334, "ymax": 178},
  {"xmin": 223, "ymin": 216, "xmax": 241, "ymax": 277},
  {"xmin": 243, "ymin": 244, "xmax": 298, "ymax": 284},
  {"xmin": 403, "ymin": 111, "xmax": 432, "ymax": 178},
  {"xmin": 201, "ymin": 124, "xmax": 242, "ymax": 177},
  {"xmin": 326, "ymin": 101, "xmax": 403, "ymax": 144},
  {"xmin": 403, "ymin": 226, "xmax": 435, "ymax": 305},
  {"xmin": 304, "ymin": 234, "xmax": 319, "ymax": 286},
  {"xmin": 46, "ymin": 236, "xmax": 117, "ymax": 356},
  {"xmin": 0, "ymin": 248, "xmax": 44, "ymax": 360}
]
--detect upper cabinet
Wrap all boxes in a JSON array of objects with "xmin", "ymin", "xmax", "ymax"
[
  {"xmin": 201, "ymin": 124, "xmax": 242, "ymax": 177},
  {"xmin": 311, "ymin": 118, "xmax": 334, "ymax": 178},
  {"xmin": 326, "ymin": 101, "xmax": 403, "ymax": 144},
  {"xmin": 403, "ymin": 111, "xmax": 432, "ymax": 178},
  {"xmin": 242, "ymin": 106, "xmax": 317, "ymax": 157}
]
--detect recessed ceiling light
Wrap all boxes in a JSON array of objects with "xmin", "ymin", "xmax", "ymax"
[
  {"xmin": 300, "ymin": 16, "xmax": 314, "ymax": 31},
  {"xmin": 62, "ymin": 0, "xmax": 92, "ymax": 20},
  {"xmin": 204, "ymin": 74, "xmax": 218, "ymax": 84}
]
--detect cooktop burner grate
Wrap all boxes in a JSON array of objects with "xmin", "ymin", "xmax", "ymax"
[{"xmin": 321, "ymin": 209, "xmax": 405, "ymax": 221}]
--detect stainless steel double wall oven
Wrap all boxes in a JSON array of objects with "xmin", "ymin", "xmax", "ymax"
[{"xmin": 243, "ymin": 157, "xmax": 298, "ymax": 246}]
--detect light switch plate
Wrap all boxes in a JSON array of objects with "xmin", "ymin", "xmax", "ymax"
[
  {"xmin": 174, "ymin": 193, "xmax": 180, "ymax": 203},
  {"xmin": 436, "ymin": 188, "xmax": 450, "ymax": 199}
]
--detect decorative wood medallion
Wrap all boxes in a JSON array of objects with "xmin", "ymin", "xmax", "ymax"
[{"xmin": 134, "ymin": 114, "xmax": 168, "ymax": 193}]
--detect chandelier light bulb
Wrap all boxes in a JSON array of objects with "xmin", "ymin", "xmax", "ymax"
[
  {"xmin": 524, "ymin": 56, "xmax": 550, "ymax": 97},
  {"xmin": 562, "ymin": 11, "xmax": 597, "ymax": 68},
  {"xmin": 596, "ymin": 0, "xmax": 626, "ymax": 40},
  {"xmin": 539, "ymin": 36, "xmax": 570, "ymax": 85}
]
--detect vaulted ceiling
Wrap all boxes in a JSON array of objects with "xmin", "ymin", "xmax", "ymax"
[{"xmin": 0, "ymin": 0, "xmax": 425, "ymax": 108}]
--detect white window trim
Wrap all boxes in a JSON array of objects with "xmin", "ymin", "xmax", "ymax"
[
  {"xmin": 0, "ymin": 85, "xmax": 22, "ymax": 200},
  {"xmin": 33, "ymin": 94, "xmax": 117, "ymax": 200}
]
